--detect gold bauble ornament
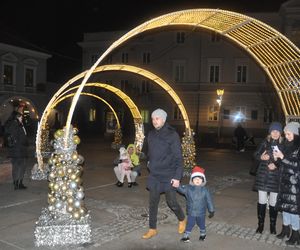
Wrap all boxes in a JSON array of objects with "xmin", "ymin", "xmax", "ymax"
[
  {"xmin": 49, "ymin": 182, "xmax": 54, "ymax": 189},
  {"xmin": 54, "ymin": 129, "xmax": 64, "ymax": 139},
  {"xmin": 79, "ymin": 207, "xmax": 87, "ymax": 215},
  {"xmin": 73, "ymin": 127, "xmax": 78, "ymax": 134},
  {"xmin": 73, "ymin": 135, "xmax": 80, "ymax": 145},
  {"xmin": 75, "ymin": 177, "xmax": 82, "ymax": 184},
  {"xmin": 67, "ymin": 197, "xmax": 74, "ymax": 204},
  {"xmin": 49, "ymin": 172, "xmax": 56, "ymax": 179},
  {"xmin": 66, "ymin": 189, "xmax": 74, "ymax": 196},
  {"xmin": 67, "ymin": 205, "xmax": 74, "ymax": 213},
  {"xmin": 72, "ymin": 211, "xmax": 80, "ymax": 220},
  {"xmin": 70, "ymin": 173, "xmax": 77, "ymax": 180},
  {"xmin": 57, "ymin": 169, "xmax": 64, "ymax": 177},
  {"xmin": 71, "ymin": 152, "xmax": 78, "ymax": 160},
  {"xmin": 67, "ymin": 168, "xmax": 73, "ymax": 174},
  {"xmin": 53, "ymin": 183, "xmax": 60, "ymax": 191}
]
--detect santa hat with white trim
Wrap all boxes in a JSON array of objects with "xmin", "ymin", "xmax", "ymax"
[{"xmin": 190, "ymin": 166, "xmax": 206, "ymax": 185}]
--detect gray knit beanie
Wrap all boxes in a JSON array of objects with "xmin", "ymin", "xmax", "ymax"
[
  {"xmin": 284, "ymin": 122, "xmax": 300, "ymax": 136},
  {"xmin": 151, "ymin": 108, "xmax": 167, "ymax": 122}
]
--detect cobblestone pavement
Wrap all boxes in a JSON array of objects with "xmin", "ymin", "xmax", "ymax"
[{"xmin": 66, "ymin": 173, "xmax": 298, "ymax": 249}]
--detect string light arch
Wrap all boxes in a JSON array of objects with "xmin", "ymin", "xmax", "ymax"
[{"xmin": 36, "ymin": 83, "xmax": 144, "ymax": 169}]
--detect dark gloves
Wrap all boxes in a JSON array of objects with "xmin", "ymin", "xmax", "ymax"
[
  {"xmin": 118, "ymin": 159, "xmax": 123, "ymax": 163},
  {"xmin": 208, "ymin": 212, "xmax": 214, "ymax": 218}
]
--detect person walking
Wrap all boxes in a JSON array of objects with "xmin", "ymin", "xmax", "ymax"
[
  {"xmin": 142, "ymin": 108, "xmax": 186, "ymax": 239},
  {"xmin": 274, "ymin": 121, "xmax": 300, "ymax": 245},
  {"xmin": 234, "ymin": 123, "xmax": 247, "ymax": 152},
  {"xmin": 177, "ymin": 166, "xmax": 215, "ymax": 243},
  {"xmin": 5, "ymin": 109, "xmax": 28, "ymax": 190},
  {"xmin": 253, "ymin": 122, "xmax": 283, "ymax": 234}
]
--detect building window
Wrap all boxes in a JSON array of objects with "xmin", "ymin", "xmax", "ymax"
[
  {"xmin": 24, "ymin": 67, "xmax": 35, "ymax": 87},
  {"xmin": 264, "ymin": 108, "xmax": 273, "ymax": 123},
  {"xmin": 173, "ymin": 61, "xmax": 185, "ymax": 82},
  {"xmin": 120, "ymin": 80, "xmax": 128, "ymax": 91},
  {"xmin": 223, "ymin": 109, "xmax": 230, "ymax": 120},
  {"xmin": 141, "ymin": 80, "xmax": 150, "ymax": 94},
  {"xmin": 234, "ymin": 106, "xmax": 246, "ymax": 122},
  {"xmin": 211, "ymin": 32, "xmax": 221, "ymax": 42},
  {"xmin": 89, "ymin": 108, "xmax": 96, "ymax": 121},
  {"xmin": 208, "ymin": 105, "xmax": 219, "ymax": 121},
  {"xmin": 236, "ymin": 65, "xmax": 247, "ymax": 83},
  {"xmin": 121, "ymin": 53, "xmax": 128, "ymax": 63},
  {"xmin": 141, "ymin": 109, "xmax": 149, "ymax": 123},
  {"xmin": 142, "ymin": 52, "xmax": 151, "ymax": 64},
  {"xmin": 173, "ymin": 106, "xmax": 182, "ymax": 120},
  {"xmin": 251, "ymin": 110, "xmax": 258, "ymax": 120},
  {"xmin": 2, "ymin": 64, "xmax": 15, "ymax": 85},
  {"xmin": 91, "ymin": 54, "xmax": 98, "ymax": 64},
  {"xmin": 176, "ymin": 32, "xmax": 185, "ymax": 43},
  {"xmin": 209, "ymin": 65, "xmax": 220, "ymax": 83}
]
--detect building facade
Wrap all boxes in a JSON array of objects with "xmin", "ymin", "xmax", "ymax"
[
  {"xmin": 0, "ymin": 42, "xmax": 53, "ymax": 136},
  {"xmin": 78, "ymin": 1, "xmax": 300, "ymax": 142}
]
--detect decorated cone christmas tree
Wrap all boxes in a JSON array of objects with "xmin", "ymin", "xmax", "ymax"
[
  {"xmin": 181, "ymin": 128, "xmax": 196, "ymax": 176},
  {"xmin": 34, "ymin": 126, "xmax": 91, "ymax": 246}
]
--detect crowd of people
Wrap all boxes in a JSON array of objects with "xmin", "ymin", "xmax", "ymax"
[{"xmin": 2, "ymin": 104, "xmax": 300, "ymax": 245}]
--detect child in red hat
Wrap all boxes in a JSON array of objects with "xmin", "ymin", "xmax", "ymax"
[{"xmin": 177, "ymin": 166, "xmax": 215, "ymax": 243}]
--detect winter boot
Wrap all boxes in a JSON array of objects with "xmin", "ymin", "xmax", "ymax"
[
  {"xmin": 256, "ymin": 203, "xmax": 266, "ymax": 233},
  {"xmin": 269, "ymin": 205, "xmax": 278, "ymax": 234},
  {"xmin": 142, "ymin": 229, "xmax": 157, "ymax": 239},
  {"xmin": 286, "ymin": 230, "xmax": 300, "ymax": 245},
  {"xmin": 128, "ymin": 182, "xmax": 132, "ymax": 188},
  {"xmin": 18, "ymin": 179, "xmax": 27, "ymax": 189},
  {"xmin": 276, "ymin": 225, "xmax": 290, "ymax": 239},
  {"xmin": 178, "ymin": 219, "xmax": 186, "ymax": 234}
]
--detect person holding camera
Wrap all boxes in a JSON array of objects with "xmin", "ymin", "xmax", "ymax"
[{"xmin": 253, "ymin": 122, "xmax": 284, "ymax": 234}]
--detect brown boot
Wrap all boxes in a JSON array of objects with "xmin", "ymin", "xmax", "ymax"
[
  {"xmin": 178, "ymin": 219, "xmax": 186, "ymax": 234},
  {"xmin": 142, "ymin": 229, "xmax": 157, "ymax": 239}
]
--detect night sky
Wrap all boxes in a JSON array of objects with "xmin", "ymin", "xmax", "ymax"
[{"xmin": 0, "ymin": 0, "xmax": 288, "ymax": 82}]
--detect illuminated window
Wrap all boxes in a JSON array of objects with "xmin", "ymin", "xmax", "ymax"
[
  {"xmin": 89, "ymin": 108, "xmax": 96, "ymax": 121},
  {"xmin": 209, "ymin": 65, "xmax": 219, "ymax": 83},
  {"xmin": 121, "ymin": 53, "xmax": 128, "ymax": 63},
  {"xmin": 173, "ymin": 106, "xmax": 182, "ymax": 120},
  {"xmin": 141, "ymin": 110, "xmax": 149, "ymax": 123},
  {"xmin": 208, "ymin": 105, "xmax": 219, "ymax": 121},
  {"xmin": 236, "ymin": 65, "xmax": 247, "ymax": 83},
  {"xmin": 176, "ymin": 32, "xmax": 185, "ymax": 43},
  {"xmin": 3, "ymin": 64, "xmax": 15, "ymax": 85},
  {"xmin": 142, "ymin": 52, "xmax": 151, "ymax": 64}
]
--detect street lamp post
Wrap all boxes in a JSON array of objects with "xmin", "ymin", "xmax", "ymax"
[{"xmin": 216, "ymin": 89, "xmax": 224, "ymax": 142}]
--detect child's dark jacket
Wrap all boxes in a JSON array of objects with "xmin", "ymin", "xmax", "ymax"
[{"xmin": 177, "ymin": 184, "xmax": 214, "ymax": 217}]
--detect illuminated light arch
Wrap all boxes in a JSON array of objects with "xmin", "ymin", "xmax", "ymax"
[
  {"xmin": 68, "ymin": 8, "xmax": 300, "ymax": 135},
  {"xmin": 37, "ymin": 64, "xmax": 191, "ymax": 166},
  {"xmin": 52, "ymin": 92, "xmax": 121, "ymax": 129},
  {"xmin": 36, "ymin": 83, "xmax": 144, "ymax": 169}
]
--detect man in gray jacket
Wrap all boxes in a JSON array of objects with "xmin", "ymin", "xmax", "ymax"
[{"xmin": 142, "ymin": 108, "xmax": 186, "ymax": 239}]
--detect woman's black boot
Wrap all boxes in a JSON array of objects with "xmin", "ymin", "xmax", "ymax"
[
  {"xmin": 276, "ymin": 225, "xmax": 290, "ymax": 239},
  {"xmin": 256, "ymin": 203, "xmax": 266, "ymax": 233},
  {"xmin": 286, "ymin": 230, "xmax": 300, "ymax": 245},
  {"xmin": 269, "ymin": 206, "xmax": 278, "ymax": 234}
]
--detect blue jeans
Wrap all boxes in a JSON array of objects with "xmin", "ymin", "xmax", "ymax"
[
  {"xmin": 185, "ymin": 214, "xmax": 206, "ymax": 236},
  {"xmin": 282, "ymin": 212, "xmax": 300, "ymax": 230}
]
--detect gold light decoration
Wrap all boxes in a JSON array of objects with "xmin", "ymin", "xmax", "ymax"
[{"xmin": 181, "ymin": 128, "xmax": 196, "ymax": 176}]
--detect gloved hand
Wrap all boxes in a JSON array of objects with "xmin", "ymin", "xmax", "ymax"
[
  {"xmin": 208, "ymin": 212, "xmax": 214, "ymax": 218},
  {"xmin": 118, "ymin": 159, "xmax": 123, "ymax": 163}
]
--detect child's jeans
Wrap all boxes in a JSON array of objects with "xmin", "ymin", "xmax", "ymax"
[{"xmin": 185, "ymin": 214, "xmax": 206, "ymax": 236}]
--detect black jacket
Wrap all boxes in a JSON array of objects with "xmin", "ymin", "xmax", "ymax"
[
  {"xmin": 276, "ymin": 136, "xmax": 300, "ymax": 214},
  {"xmin": 147, "ymin": 123, "xmax": 183, "ymax": 188},
  {"xmin": 253, "ymin": 137, "xmax": 283, "ymax": 192},
  {"xmin": 7, "ymin": 118, "xmax": 28, "ymax": 158}
]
